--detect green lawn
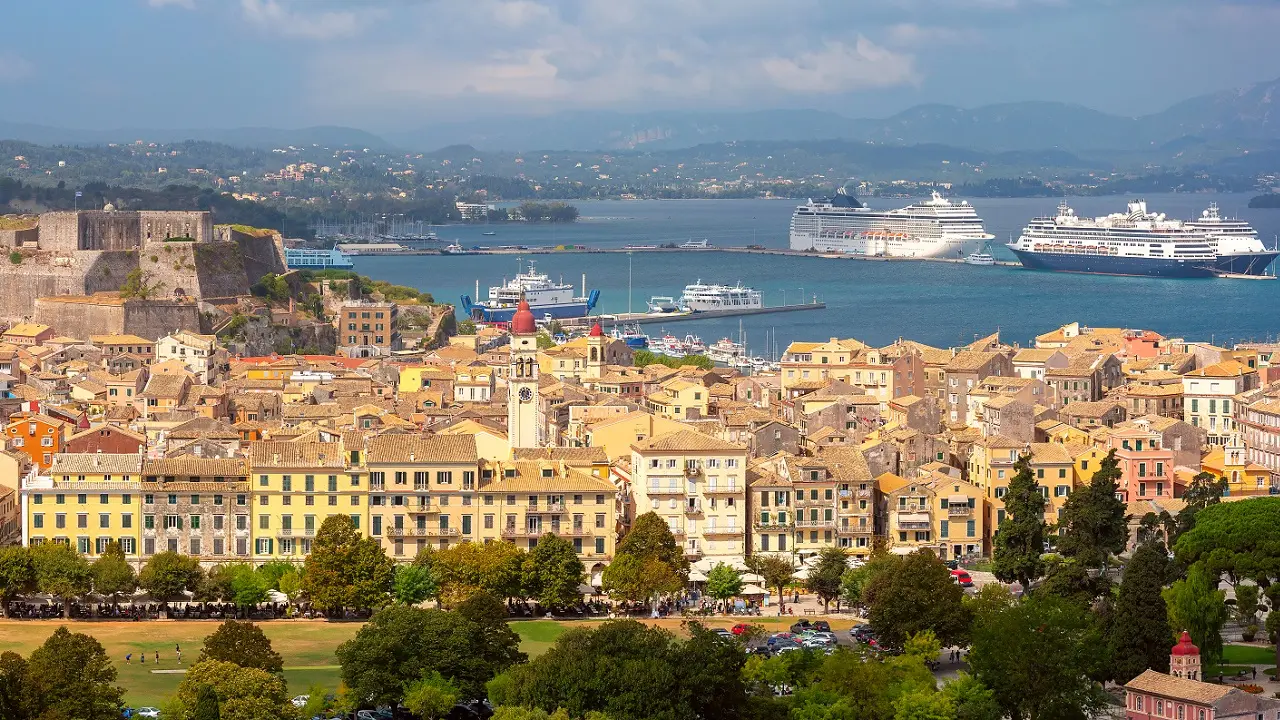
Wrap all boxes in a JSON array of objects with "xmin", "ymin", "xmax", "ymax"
[{"xmin": 1222, "ymin": 644, "xmax": 1276, "ymax": 665}]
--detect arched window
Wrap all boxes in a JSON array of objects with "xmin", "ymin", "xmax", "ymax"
[
  {"xmin": 1177, "ymin": 704, "xmax": 1184, "ymax": 720},
  {"xmin": 1155, "ymin": 700, "xmax": 1163, "ymax": 716}
]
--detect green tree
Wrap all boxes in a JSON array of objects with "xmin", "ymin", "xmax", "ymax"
[
  {"xmin": 968, "ymin": 597, "xmax": 1107, "ymax": 720},
  {"xmin": 601, "ymin": 554, "xmax": 683, "ymax": 610},
  {"xmin": 1174, "ymin": 497, "xmax": 1280, "ymax": 585},
  {"xmin": 1235, "ymin": 583, "xmax": 1260, "ymax": 638},
  {"xmin": 536, "ymin": 332, "xmax": 556, "ymax": 350},
  {"xmin": 393, "ymin": 563, "xmax": 440, "ymax": 606},
  {"xmin": 1107, "ymin": 541, "xmax": 1173, "ymax": 683},
  {"xmin": 1172, "ymin": 472, "xmax": 1227, "ymax": 540},
  {"xmin": 90, "ymin": 541, "xmax": 137, "ymax": 600},
  {"xmin": 704, "ymin": 563, "xmax": 743, "ymax": 605},
  {"xmin": 31, "ymin": 542, "xmax": 93, "ymax": 617},
  {"xmin": 253, "ymin": 560, "xmax": 298, "ymax": 590},
  {"xmin": 457, "ymin": 319, "xmax": 477, "ymax": 335},
  {"xmin": 1056, "ymin": 450, "xmax": 1129, "ymax": 569},
  {"xmin": 198, "ymin": 620, "xmax": 284, "ymax": 673},
  {"xmin": 894, "ymin": 691, "xmax": 954, "ymax": 720},
  {"xmin": 174, "ymin": 659, "xmax": 290, "ymax": 720},
  {"xmin": 523, "ymin": 533, "xmax": 586, "ymax": 609},
  {"xmin": 434, "ymin": 540, "xmax": 526, "ymax": 604},
  {"xmin": 0, "ymin": 546, "xmax": 34, "ymax": 618},
  {"xmin": 840, "ymin": 565, "xmax": 871, "ymax": 611},
  {"xmin": 1163, "ymin": 565, "xmax": 1228, "ymax": 670},
  {"xmin": 806, "ymin": 547, "xmax": 848, "ymax": 612},
  {"xmin": 23, "ymin": 626, "xmax": 124, "ymax": 720},
  {"xmin": 338, "ymin": 605, "xmax": 524, "ymax": 703},
  {"xmin": 456, "ymin": 591, "xmax": 528, "ymax": 674},
  {"xmin": 119, "ymin": 268, "xmax": 164, "ymax": 300},
  {"xmin": 0, "ymin": 651, "xmax": 30, "ymax": 720},
  {"xmin": 404, "ymin": 672, "xmax": 461, "ymax": 720},
  {"xmin": 615, "ymin": 512, "xmax": 688, "ymax": 575},
  {"xmin": 746, "ymin": 554, "xmax": 796, "ymax": 612},
  {"xmin": 1037, "ymin": 559, "xmax": 1106, "ymax": 608},
  {"xmin": 192, "ymin": 684, "xmax": 221, "ymax": 720},
  {"xmin": 277, "ymin": 570, "xmax": 304, "ymax": 603},
  {"xmin": 138, "ymin": 551, "xmax": 203, "ymax": 602},
  {"xmin": 864, "ymin": 550, "xmax": 970, "ymax": 651},
  {"xmin": 940, "ymin": 674, "xmax": 1002, "ymax": 720},
  {"xmin": 231, "ymin": 565, "xmax": 270, "ymax": 610},
  {"xmin": 992, "ymin": 455, "xmax": 1047, "ymax": 590},
  {"xmin": 302, "ymin": 515, "xmax": 395, "ymax": 614},
  {"xmin": 903, "ymin": 629, "xmax": 942, "ymax": 661}
]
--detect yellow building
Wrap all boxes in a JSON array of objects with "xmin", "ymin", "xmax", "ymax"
[
  {"xmin": 629, "ymin": 430, "xmax": 749, "ymax": 562},
  {"xmin": 780, "ymin": 338, "xmax": 922, "ymax": 402},
  {"xmin": 23, "ymin": 453, "xmax": 144, "ymax": 560},
  {"xmin": 580, "ymin": 411, "xmax": 690, "ymax": 461},
  {"xmin": 365, "ymin": 435, "xmax": 480, "ymax": 559},
  {"xmin": 437, "ymin": 419, "xmax": 510, "ymax": 462},
  {"xmin": 645, "ymin": 378, "xmax": 711, "ymax": 421},
  {"xmin": 880, "ymin": 471, "xmax": 985, "ymax": 560},
  {"xmin": 1202, "ymin": 435, "xmax": 1272, "ymax": 497},
  {"xmin": 248, "ymin": 441, "xmax": 362, "ymax": 561},
  {"xmin": 478, "ymin": 457, "xmax": 617, "ymax": 583},
  {"xmin": 397, "ymin": 365, "xmax": 455, "ymax": 394}
]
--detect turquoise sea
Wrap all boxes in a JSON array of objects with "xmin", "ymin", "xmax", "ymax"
[{"xmin": 351, "ymin": 193, "xmax": 1280, "ymax": 352}]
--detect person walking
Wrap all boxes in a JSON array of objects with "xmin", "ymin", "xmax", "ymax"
[
  {"xmin": 125, "ymin": 653, "xmax": 132, "ymax": 664},
  {"xmin": 154, "ymin": 651, "xmax": 159, "ymax": 664}
]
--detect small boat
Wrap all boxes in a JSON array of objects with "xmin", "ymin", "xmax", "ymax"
[
  {"xmin": 482, "ymin": 231, "xmax": 497, "ymax": 236},
  {"xmin": 680, "ymin": 239, "xmax": 711, "ymax": 249},
  {"xmin": 964, "ymin": 252, "xmax": 995, "ymax": 266},
  {"xmin": 707, "ymin": 337, "xmax": 747, "ymax": 365},
  {"xmin": 443, "ymin": 242, "xmax": 466, "ymax": 254},
  {"xmin": 610, "ymin": 323, "xmax": 650, "ymax": 349},
  {"xmin": 647, "ymin": 296, "xmax": 682, "ymax": 313}
]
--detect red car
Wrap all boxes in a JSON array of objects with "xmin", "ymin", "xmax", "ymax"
[
  {"xmin": 731, "ymin": 623, "xmax": 751, "ymax": 635},
  {"xmin": 950, "ymin": 569, "xmax": 974, "ymax": 587}
]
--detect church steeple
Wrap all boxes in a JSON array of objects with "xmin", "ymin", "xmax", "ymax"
[
  {"xmin": 1170, "ymin": 631, "xmax": 1200, "ymax": 680},
  {"xmin": 507, "ymin": 296, "xmax": 540, "ymax": 450}
]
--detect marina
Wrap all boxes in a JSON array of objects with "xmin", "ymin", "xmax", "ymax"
[{"xmin": 579, "ymin": 299, "xmax": 826, "ymax": 326}]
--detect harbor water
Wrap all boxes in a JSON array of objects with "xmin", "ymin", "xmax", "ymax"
[{"xmin": 351, "ymin": 193, "xmax": 1280, "ymax": 352}]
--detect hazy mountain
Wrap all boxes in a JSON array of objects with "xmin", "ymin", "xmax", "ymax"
[
  {"xmin": 391, "ymin": 77, "xmax": 1280, "ymax": 153},
  {"xmin": 0, "ymin": 122, "xmax": 390, "ymax": 149}
]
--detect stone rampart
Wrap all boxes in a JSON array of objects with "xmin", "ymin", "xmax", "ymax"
[{"xmin": 33, "ymin": 296, "xmax": 201, "ymax": 340}]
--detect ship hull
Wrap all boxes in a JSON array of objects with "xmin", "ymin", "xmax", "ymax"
[
  {"xmin": 1213, "ymin": 252, "xmax": 1279, "ymax": 276},
  {"xmin": 1008, "ymin": 249, "xmax": 1215, "ymax": 278},
  {"xmin": 790, "ymin": 232, "xmax": 988, "ymax": 259}
]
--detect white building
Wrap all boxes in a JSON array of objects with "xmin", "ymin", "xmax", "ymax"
[{"xmin": 156, "ymin": 331, "xmax": 219, "ymax": 383}]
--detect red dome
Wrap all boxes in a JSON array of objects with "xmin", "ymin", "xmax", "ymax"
[
  {"xmin": 589, "ymin": 322, "xmax": 603, "ymax": 337},
  {"xmin": 1171, "ymin": 631, "xmax": 1200, "ymax": 656},
  {"xmin": 511, "ymin": 298, "xmax": 537, "ymax": 335}
]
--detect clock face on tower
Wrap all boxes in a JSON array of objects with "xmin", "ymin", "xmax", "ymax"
[{"xmin": 518, "ymin": 387, "xmax": 533, "ymax": 403}]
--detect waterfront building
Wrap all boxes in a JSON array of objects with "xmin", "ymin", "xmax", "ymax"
[
  {"xmin": 364, "ymin": 435, "xmax": 478, "ymax": 559},
  {"xmin": 1012, "ymin": 348, "xmax": 1069, "ymax": 381},
  {"xmin": 141, "ymin": 457, "xmax": 251, "ymax": 561},
  {"xmin": 781, "ymin": 339, "xmax": 923, "ymax": 403},
  {"xmin": 337, "ymin": 302, "xmax": 401, "ymax": 359},
  {"xmin": 1183, "ymin": 360, "xmax": 1259, "ymax": 445},
  {"xmin": 880, "ymin": 470, "xmax": 985, "ymax": 561}
]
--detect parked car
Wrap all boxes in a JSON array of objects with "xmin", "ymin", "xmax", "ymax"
[
  {"xmin": 789, "ymin": 620, "xmax": 814, "ymax": 634},
  {"xmin": 812, "ymin": 620, "xmax": 831, "ymax": 633},
  {"xmin": 292, "ymin": 696, "xmax": 311, "ymax": 708},
  {"xmin": 712, "ymin": 628, "xmax": 735, "ymax": 640},
  {"xmin": 136, "ymin": 709, "xmax": 160, "ymax": 719},
  {"xmin": 731, "ymin": 623, "xmax": 752, "ymax": 635},
  {"xmin": 950, "ymin": 569, "xmax": 974, "ymax": 587},
  {"xmin": 803, "ymin": 637, "xmax": 836, "ymax": 649},
  {"xmin": 849, "ymin": 624, "xmax": 876, "ymax": 640},
  {"xmin": 944, "ymin": 559, "xmax": 959, "ymax": 570}
]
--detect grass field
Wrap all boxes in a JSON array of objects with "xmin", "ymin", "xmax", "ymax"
[
  {"xmin": 1221, "ymin": 644, "xmax": 1277, "ymax": 665},
  {"xmin": 0, "ymin": 614, "xmax": 855, "ymax": 707}
]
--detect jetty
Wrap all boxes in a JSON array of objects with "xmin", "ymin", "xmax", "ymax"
[{"xmin": 560, "ymin": 300, "xmax": 826, "ymax": 327}]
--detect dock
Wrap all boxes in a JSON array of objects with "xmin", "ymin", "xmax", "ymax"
[{"xmin": 561, "ymin": 301, "xmax": 826, "ymax": 327}]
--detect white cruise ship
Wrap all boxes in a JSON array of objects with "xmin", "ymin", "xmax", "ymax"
[
  {"xmin": 679, "ymin": 281, "xmax": 762, "ymax": 312},
  {"xmin": 789, "ymin": 187, "xmax": 993, "ymax": 258},
  {"xmin": 1006, "ymin": 201, "xmax": 1218, "ymax": 278},
  {"xmin": 1183, "ymin": 203, "xmax": 1278, "ymax": 276}
]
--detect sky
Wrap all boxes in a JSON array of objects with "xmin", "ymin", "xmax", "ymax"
[{"xmin": 1, "ymin": 0, "xmax": 1279, "ymax": 133}]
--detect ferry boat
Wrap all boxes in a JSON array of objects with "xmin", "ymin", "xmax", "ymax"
[
  {"xmin": 679, "ymin": 281, "xmax": 763, "ymax": 312},
  {"xmin": 442, "ymin": 242, "xmax": 467, "ymax": 254},
  {"xmin": 652, "ymin": 334, "xmax": 706, "ymax": 358},
  {"xmin": 285, "ymin": 247, "xmax": 355, "ymax": 270},
  {"xmin": 1006, "ymin": 201, "xmax": 1218, "ymax": 278},
  {"xmin": 964, "ymin": 252, "xmax": 996, "ymax": 266},
  {"xmin": 789, "ymin": 185, "xmax": 993, "ymax": 258},
  {"xmin": 707, "ymin": 337, "xmax": 747, "ymax": 365},
  {"xmin": 646, "ymin": 296, "xmax": 683, "ymax": 313},
  {"xmin": 679, "ymin": 239, "xmax": 711, "ymax": 249},
  {"xmin": 1183, "ymin": 203, "xmax": 1278, "ymax": 276},
  {"xmin": 610, "ymin": 324, "xmax": 649, "ymax": 349},
  {"xmin": 460, "ymin": 260, "xmax": 600, "ymax": 322}
]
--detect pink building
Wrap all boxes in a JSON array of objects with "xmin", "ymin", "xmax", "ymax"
[
  {"xmin": 1123, "ymin": 330, "xmax": 1167, "ymax": 360},
  {"xmin": 1126, "ymin": 632, "xmax": 1280, "ymax": 720},
  {"xmin": 1107, "ymin": 420, "xmax": 1177, "ymax": 502}
]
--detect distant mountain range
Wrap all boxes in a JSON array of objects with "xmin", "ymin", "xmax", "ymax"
[{"xmin": 2, "ymin": 76, "xmax": 1279, "ymax": 155}]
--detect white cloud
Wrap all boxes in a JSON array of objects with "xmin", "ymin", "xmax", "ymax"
[
  {"xmin": 148, "ymin": 0, "xmax": 195, "ymax": 8},
  {"xmin": 310, "ymin": 0, "xmax": 921, "ymax": 113},
  {"xmin": 885, "ymin": 23, "xmax": 981, "ymax": 48},
  {"xmin": 239, "ymin": 0, "xmax": 374, "ymax": 40},
  {"xmin": 0, "ymin": 53, "xmax": 32, "ymax": 83}
]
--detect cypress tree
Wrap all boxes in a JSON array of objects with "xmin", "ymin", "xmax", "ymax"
[
  {"xmin": 1109, "ymin": 541, "xmax": 1173, "ymax": 683},
  {"xmin": 993, "ymin": 455, "xmax": 1046, "ymax": 590},
  {"xmin": 1058, "ymin": 449, "xmax": 1129, "ymax": 570}
]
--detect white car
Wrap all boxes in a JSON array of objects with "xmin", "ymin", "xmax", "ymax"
[
  {"xmin": 291, "ymin": 695, "xmax": 310, "ymax": 708},
  {"xmin": 137, "ymin": 708, "xmax": 160, "ymax": 719}
]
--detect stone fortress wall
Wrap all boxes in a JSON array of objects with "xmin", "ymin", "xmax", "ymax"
[{"xmin": 0, "ymin": 209, "xmax": 287, "ymax": 337}]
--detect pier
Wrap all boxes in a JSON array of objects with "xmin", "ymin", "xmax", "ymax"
[{"xmin": 561, "ymin": 300, "xmax": 826, "ymax": 327}]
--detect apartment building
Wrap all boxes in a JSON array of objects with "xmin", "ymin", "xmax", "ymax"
[
  {"xmin": 249, "ymin": 441, "xmax": 359, "ymax": 561},
  {"xmin": 781, "ymin": 339, "xmax": 923, "ymax": 403},
  {"xmin": 1012, "ymin": 348, "xmax": 1069, "ymax": 381},
  {"xmin": 337, "ymin": 302, "xmax": 401, "ymax": 359},
  {"xmin": 141, "ymin": 457, "xmax": 251, "ymax": 561},
  {"xmin": 157, "ymin": 331, "xmax": 220, "ymax": 382},
  {"xmin": 1237, "ymin": 395, "xmax": 1280, "ymax": 477},
  {"xmin": 1045, "ymin": 353, "xmax": 1123, "ymax": 405},
  {"xmin": 5, "ymin": 413, "xmax": 72, "ymax": 470},
  {"xmin": 23, "ymin": 453, "xmax": 143, "ymax": 558},
  {"xmin": 1183, "ymin": 361, "xmax": 1259, "ymax": 445},
  {"xmin": 748, "ymin": 464, "xmax": 794, "ymax": 555},
  {"xmin": 880, "ymin": 471, "xmax": 985, "ymax": 560},
  {"xmin": 1104, "ymin": 421, "xmax": 1176, "ymax": 503},
  {"xmin": 365, "ymin": 435, "xmax": 478, "ymax": 558},
  {"xmin": 629, "ymin": 430, "xmax": 749, "ymax": 562},
  {"xmin": 943, "ymin": 350, "xmax": 1013, "ymax": 424}
]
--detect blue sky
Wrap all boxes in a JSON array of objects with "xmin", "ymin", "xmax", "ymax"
[{"xmin": 2, "ymin": 0, "xmax": 1279, "ymax": 131}]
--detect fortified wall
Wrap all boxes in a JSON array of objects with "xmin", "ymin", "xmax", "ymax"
[
  {"xmin": 33, "ymin": 295, "xmax": 202, "ymax": 339},
  {"xmin": 0, "ymin": 209, "xmax": 287, "ymax": 336}
]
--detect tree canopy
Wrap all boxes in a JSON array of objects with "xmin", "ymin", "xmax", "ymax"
[
  {"xmin": 746, "ymin": 554, "xmax": 796, "ymax": 610},
  {"xmin": 1056, "ymin": 449, "xmax": 1128, "ymax": 569},
  {"xmin": 704, "ymin": 563, "xmax": 743, "ymax": 602},
  {"xmin": 1174, "ymin": 496, "xmax": 1280, "ymax": 584},
  {"xmin": 1108, "ymin": 541, "xmax": 1173, "ymax": 683},
  {"xmin": 432, "ymin": 540, "xmax": 526, "ymax": 604},
  {"xmin": 393, "ymin": 563, "xmax": 440, "ymax": 606},
  {"xmin": 806, "ymin": 547, "xmax": 848, "ymax": 612},
  {"xmin": 1163, "ymin": 565, "xmax": 1228, "ymax": 670},
  {"xmin": 31, "ymin": 543, "xmax": 93, "ymax": 616},
  {"xmin": 522, "ymin": 533, "xmax": 586, "ymax": 609},
  {"xmin": 138, "ymin": 551, "xmax": 203, "ymax": 602},
  {"xmin": 0, "ymin": 546, "xmax": 35, "ymax": 617},
  {"xmin": 21, "ymin": 626, "xmax": 124, "ymax": 720},
  {"xmin": 198, "ymin": 620, "xmax": 284, "ymax": 673},
  {"xmin": 303, "ymin": 515, "xmax": 395, "ymax": 613},
  {"xmin": 90, "ymin": 541, "xmax": 136, "ymax": 600},
  {"xmin": 864, "ymin": 550, "xmax": 971, "ymax": 650},
  {"xmin": 172, "ymin": 659, "xmax": 291, "ymax": 720}
]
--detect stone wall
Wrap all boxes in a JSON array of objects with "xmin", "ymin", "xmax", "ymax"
[
  {"xmin": 36, "ymin": 210, "xmax": 214, "ymax": 252},
  {"xmin": 33, "ymin": 296, "xmax": 201, "ymax": 340},
  {"xmin": 0, "ymin": 250, "xmax": 138, "ymax": 321},
  {"xmin": 0, "ymin": 227, "xmax": 38, "ymax": 248}
]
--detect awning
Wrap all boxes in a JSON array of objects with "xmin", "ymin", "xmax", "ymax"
[
  {"xmin": 578, "ymin": 583, "xmax": 599, "ymax": 596},
  {"xmin": 688, "ymin": 570, "xmax": 708, "ymax": 582},
  {"xmin": 890, "ymin": 546, "xmax": 916, "ymax": 555},
  {"xmin": 898, "ymin": 512, "xmax": 929, "ymax": 524},
  {"xmin": 740, "ymin": 584, "xmax": 768, "ymax": 595},
  {"xmin": 792, "ymin": 566, "xmax": 810, "ymax": 580}
]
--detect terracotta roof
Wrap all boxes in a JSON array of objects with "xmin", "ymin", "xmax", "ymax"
[
  {"xmin": 168, "ymin": 417, "xmax": 239, "ymax": 440},
  {"xmin": 631, "ymin": 429, "xmax": 745, "ymax": 453},
  {"xmin": 981, "ymin": 434, "xmax": 1026, "ymax": 450},
  {"xmin": 480, "ymin": 462, "xmax": 614, "ymax": 493},
  {"xmin": 89, "ymin": 334, "xmax": 154, "ymax": 346},
  {"xmin": 366, "ymin": 434, "xmax": 478, "ymax": 464},
  {"xmin": 945, "ymin": 351, "xmax": 1001, "ymax": 373},
  {"xmin": 1028, "ymin": 442, "xmax": 1073, "ymax": 464},
  {"xmin": 1013, "ymin": 348, "xmax": 1060, "ymax": 363},
  {"xmin": 49, "ymin": 453, "xmax": 143, "ymax": 475},
  {"xmin": 747, "ymin": 466, "xmax": 792, "ymax": 488},
  {"xmin": 143, "ymin": 457, "xmax": 250, "ymax": 477},
  {"xmin": 1124, "ymin": 670, "xmax": 1232, "ymax": 705},
  {"xmin": 142, "ymin": 374, "xmax": 189, "ymax": 399},
  {"xmin": 3, "ymin": 323, "xmax": 50, "ymax": 338},
  {"xmin": 513, "ymin": 447, "xmax": 608, "ymax": 466},
  {"xmin": 1062, "ymin": 400, "xmax": 1122, "ymax": 418},
  {"xmin": 247, "ymin": 441, "xmax": 345, "ymax": 469}
]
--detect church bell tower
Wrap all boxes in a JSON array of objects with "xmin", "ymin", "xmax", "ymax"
[{"xmin": 507, "ymin": 298, "xmax": 540, "ymax": 450}]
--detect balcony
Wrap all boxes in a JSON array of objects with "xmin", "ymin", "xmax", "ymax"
[
  {"xmin": 683, "ymin": 503, "xmax": 703, "ymax": 515},
  {"xmin": 947, "ymin": 505, "xmax": 973, "ymax": 517},
  {"xmin": 855, "ymin": 489, "xmax": 872, "ymax": 498},
  {"xmin": 703, "ymin": 485, "xmax": 741, "ymax": 495},
  {"xmin": 387, "ymin": 527, "xmax": 461, "ymax": 538},
  {"xmin": 795, "ymin": 519, "xmax": 836, "ymax": 529},
  {"xmin": 543, "ymin": 502, "xmax": 566, "ymax": 513},
  {"xmin": 305, "ymin": 528, "xmax": 316, "ymax": 536},
  {"xmin": 837, "ymin": 524, "xmax": 871, "ymax": 535},
  {"xmin": 409, "ymin": 504, "xmax": 440, "ymax": 514},
  {"xmin": 683, "ymin": 465, "xmax": 703, "ymax": 477},
  {"xmin": 370, "ymin": 482, "xmax": 385, "ymax": 492},
  {"xmin": 753, "ymin": 520, "xmax": 793, "ymax": 531},
  {"xmin": 646, "ymin": 486, "xmax": 685, "ymax": 496},
  {"xmin": 897, "ymin": 517, "xmax": 931, "ymax": 530},
  {"xmin": 795, "ymin": 497, "xmax": 830, "ymax": 507},
  {"xmin": 702, "ymin": 526, "xmax": 742, "ymax": 537},
  {"xmin": 668, "ymin": 526, "xmax": 687, "ymax": 537},
  {"xmin": 278, "ymin": 528, "xmax": 293, "ymax": 537}
]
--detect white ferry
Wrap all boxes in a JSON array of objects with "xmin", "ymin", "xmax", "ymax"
[
  {"xmin": 1183, "ymin": 203, "xmax": 1278, "ymax": 276},
  {"xmin": 789, "ymin": 185, "xmax": 993, "ymax": 258},
  {"xmin": 460, "ymin": 260, "xmax": 600, "ymax": 322},
  {"xmin": 679, "ymin": 239, "xmax": 711, "ymax": 249},
  {"xmin": 964, "ymin": 252, "xmax": 995, "ymax": 266},
  {"xmin": 679, "ymin": 281, "xmax": 763, "ymax": 312}
]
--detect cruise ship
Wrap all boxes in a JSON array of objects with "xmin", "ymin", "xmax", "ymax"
[
  {"xmin": 1006, "ymin": 201, "xmax": 1218, "ymax": 278},
  {"xmin": 789, "ymin": 186, "xmax": 993, "ymax": 258},
  {"xmin": 460, "ymin": 260, "xmax": 600, "ymax": 322},
  {"xmin": 679, "ymin": 281, "xmax": 762, "ymax": 312},
  {"xmin": 1184, "ymin": 203, "xmax": 1278, "ymax": 276}
]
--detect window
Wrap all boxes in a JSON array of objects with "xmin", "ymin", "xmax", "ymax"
[{"xmin": 99, "ymin": 513, "xmax": 110, "ymax": 529}]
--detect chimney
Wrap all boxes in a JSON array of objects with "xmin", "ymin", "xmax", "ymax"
[
  {"xmin": 409, "ymin": 452, "xmax": 415, "ymax": 462},
  {"xmin": 194, "ymin": 445, "xmax": 202, "ymax": 457},
  {"xmin": 273, "ymin": 453, "xmax": 280, "ymax": 465}
]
